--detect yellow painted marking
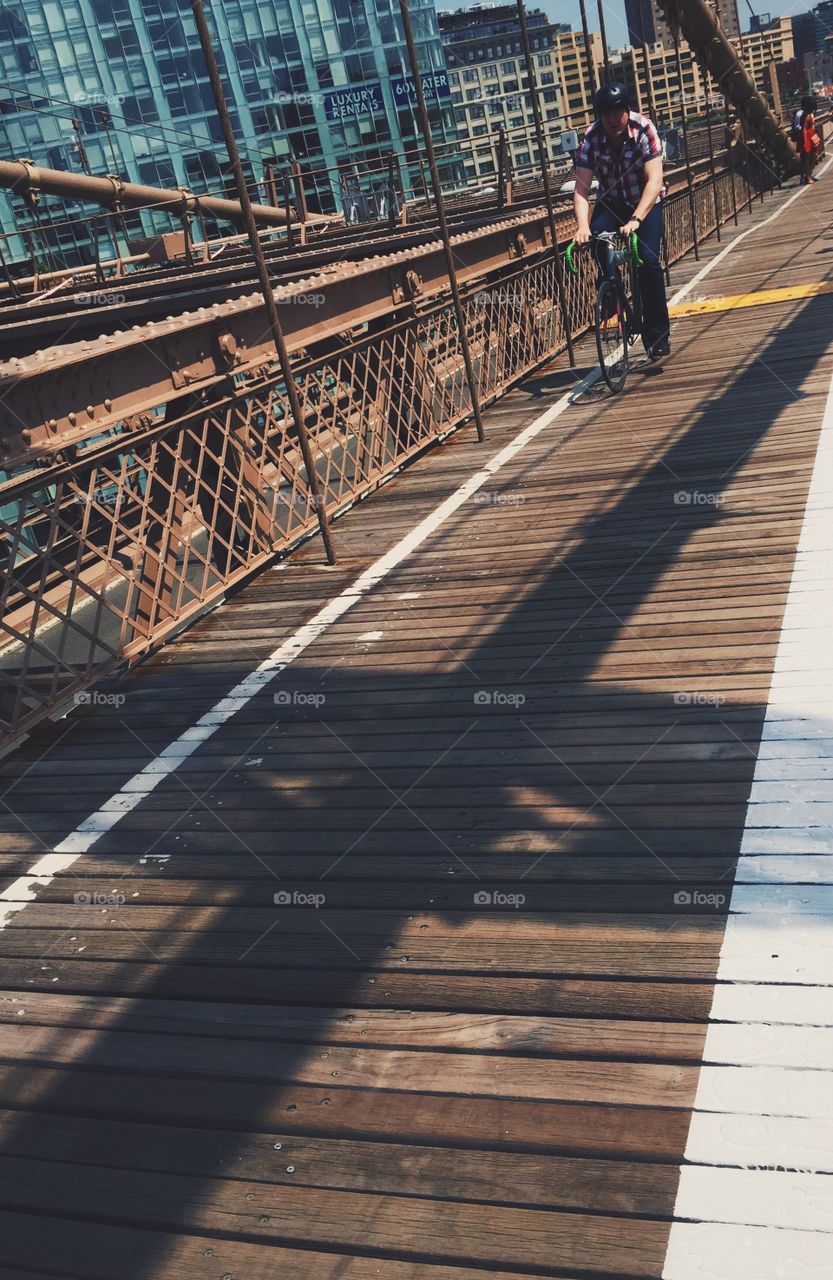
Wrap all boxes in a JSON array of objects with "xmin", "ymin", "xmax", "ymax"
[{"xmin": 669, "ymin": 279, "xmax": 833, "ymax": 318}]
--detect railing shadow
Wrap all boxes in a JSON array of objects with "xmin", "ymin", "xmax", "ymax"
[{"xmin": 0, "ymin": 289, "xmax": 828, "ymax": 1276}]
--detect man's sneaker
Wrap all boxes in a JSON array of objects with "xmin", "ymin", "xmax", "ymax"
[{"xmin": 646, "ymin": 338, "xmax": 671, "ymax": 362}]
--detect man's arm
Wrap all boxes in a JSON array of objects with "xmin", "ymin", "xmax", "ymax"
[
  {"xmin": 620, "ymin": 156, "xmax": 664, "ymax": 236},
  {"xmin": 572, "ymin": 165, "xmax": 595, "ymax": 244}
]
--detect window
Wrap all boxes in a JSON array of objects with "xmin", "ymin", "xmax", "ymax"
[
  {"xmin": 465, "ymin": 87, "xmax": 479, "ymax": 100},
  {"xmin": 483, "ymin": 63, "xmax": 497, "ymax": 77},
  {"xmin": 463, "ymin": 68, "xmax": 478, "ymax": 82},
  {"xmin": 501, "ymin": 60, "xmax": 515, "ymax": 74}
]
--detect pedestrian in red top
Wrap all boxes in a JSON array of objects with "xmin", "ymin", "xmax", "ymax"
[{"xmin": 795, "ymin": 95, "xmax": 821, "ymax": 185}]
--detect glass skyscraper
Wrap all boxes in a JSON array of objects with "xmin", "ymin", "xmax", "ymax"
[{"xmin": 0, "ymin": 0, "xmax": 458, "ymax": 268}]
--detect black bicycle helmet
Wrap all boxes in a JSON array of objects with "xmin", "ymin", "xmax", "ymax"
[{"xmin": 594, "ymin": 82, "xmax": 630, "ymax": 115}]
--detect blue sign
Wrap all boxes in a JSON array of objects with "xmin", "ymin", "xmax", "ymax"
[
  {"xmin": 391, "ymin": 72, "xmax": 451, "ymax": 106},
  {"xmin": 323, "ymin": 83, "xmax": 383, "ymax": 121}
]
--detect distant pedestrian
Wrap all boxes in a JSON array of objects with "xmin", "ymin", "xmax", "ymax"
[{"xmin": 793, "ymin": 95, "xmax": 821, "ymax": 185}]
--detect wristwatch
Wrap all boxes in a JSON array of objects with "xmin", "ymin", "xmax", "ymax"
[{"xmin": 632, "ymin": 215, "xmax": 642, "ymax": 225}]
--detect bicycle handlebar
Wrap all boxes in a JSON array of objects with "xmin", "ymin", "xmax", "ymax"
[{"xmin": 565, "ymin": 231, "xmax": 643, "ymax": 275}]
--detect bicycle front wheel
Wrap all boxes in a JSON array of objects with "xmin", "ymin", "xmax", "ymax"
[{"xmin": 595, "ymin": 279, "xmax": 629, "ymax": 394}]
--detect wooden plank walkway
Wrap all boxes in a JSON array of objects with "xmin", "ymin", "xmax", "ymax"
[{"xmin": 0, "ymin": 173, "xmax": 832, "ymax": 1278}]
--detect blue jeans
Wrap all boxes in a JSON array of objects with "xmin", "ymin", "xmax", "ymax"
[{"xmin": 590, "ymin": 201, "xmax": 670, "ymax": 349}]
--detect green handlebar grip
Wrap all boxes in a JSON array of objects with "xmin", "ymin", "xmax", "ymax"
[
  {"xmin": 565, "ymin": 240, "xmax": 578, "ymax": 276},
  {"xmin": 630, "ymin": 231, "xmax": 644, "ymax": 266}
]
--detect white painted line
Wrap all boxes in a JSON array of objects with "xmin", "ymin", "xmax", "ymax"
[
  {"xmin": 672, "ymin": 1165, "xmax": 833, "ymax": 1233},
  {"xmin": 701, "ymin": 1023, "xmax": 833, "ymax": 1068},
  {"xmin": 664, "ymin": 209, "xmax": 833, "ymax": 1276},
  {"xmin": 0, "ymin": 166, "xmax": 814, "ymax": 933},
  {"xmin": 710, "ymin": 982, "xmax": 833, "ymax": 1025},
  {"xmin": 664, "ymin": 1222, "xmax": 832, "ymax": 1278},
  {"xmin": 685, "ymin": 1112, "xmax": 833, "ymax": 1175}
]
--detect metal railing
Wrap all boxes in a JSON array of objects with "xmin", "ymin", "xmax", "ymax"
[{"xmin": 0, "ymin": 155, "xmax": 769, "ymax": 752}]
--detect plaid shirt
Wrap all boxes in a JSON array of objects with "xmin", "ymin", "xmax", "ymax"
[{"xmin": 576, "ymin": 112, "xmax": 664, "ymax": 210}]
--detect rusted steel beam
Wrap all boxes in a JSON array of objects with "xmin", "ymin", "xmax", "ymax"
[
  {"xmin": 0, "ymin": 159, "xmax": 311, "ymax": 228},
  {"xmin": 659, "ymin": 0, "xmax": 799, "ymax": 174},
  {"xmin": 0, "ymin": 207, "xmax": 553, "ymax": 468}
]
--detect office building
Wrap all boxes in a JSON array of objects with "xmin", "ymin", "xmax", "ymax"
[
  {"xmin": 440, "ymin": 7, "xmax": 603, "ymax": 180},
  {"xmin": 440, "ymin": 5, "xmax": 569, "ymax": 181},
  {"xmin": 0, "ymin": 0, "xmax": 459, "ymax": 268},
  {"xmin": 611, "ymin": 15, "xmax": 793, "ymax": 118},
  {"xmin": 624, "ymin": 0, "xmax": 741, "ymax": 49}
]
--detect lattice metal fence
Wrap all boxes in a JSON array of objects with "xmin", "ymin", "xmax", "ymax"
[{"xmin": 0, "ymin": 160, "xmax": 762, "ymax": 750}]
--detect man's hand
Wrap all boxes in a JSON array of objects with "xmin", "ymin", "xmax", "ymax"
[
  {"xmin": 620, "ymin": 219, "xmax": 640, "ymax": 238},
  {"xmin": 574, "ymin": 226, "xmax": 592, "ymax": 245}
]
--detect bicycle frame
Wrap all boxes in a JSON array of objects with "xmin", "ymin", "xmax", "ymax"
[
  {"xmin": 566, "ymin": 230, "xmax": 644, "ymax": 337},
  {"xmin": 565, "ymin": 230, "xmax": 646, "ymax": 394},
  {"xmin": 588, "ymin": 232, "xmax": 642, "ymax": 337}
]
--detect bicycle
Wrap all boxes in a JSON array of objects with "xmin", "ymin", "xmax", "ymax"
[{"xmin": 565, "ymin": 231, "xmax": 645, "ymax": 394}]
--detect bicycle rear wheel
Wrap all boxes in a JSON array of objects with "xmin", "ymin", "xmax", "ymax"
[{"xmin": 595, "ymin": 279, "xmax": 629, "ymax": 394}]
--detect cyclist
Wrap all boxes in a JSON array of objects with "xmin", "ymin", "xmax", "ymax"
[{"xmin": 572, "ymin": 82, "xmax": 670, "ymax": 361}]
